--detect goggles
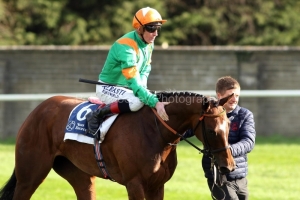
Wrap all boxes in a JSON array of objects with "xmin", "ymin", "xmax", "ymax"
[{"xmin": 144, "ymin": 25, "xmax": 161, "ymax": 33}]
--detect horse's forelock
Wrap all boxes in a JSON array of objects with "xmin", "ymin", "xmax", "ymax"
[{"xmin": 207, "ymin": 96, "xmax": 219, "ymax": 107}]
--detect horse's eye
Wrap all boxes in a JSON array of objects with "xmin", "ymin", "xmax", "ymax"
[{"xmin": 208, "ymin": 129, "xmax": 216, "ymax": 136}]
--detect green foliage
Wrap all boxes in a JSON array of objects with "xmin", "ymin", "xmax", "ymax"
[
  {"xmin": 1, "ymin": 0, "xmax": 300, "ymax": 45},
  {"xmin": 164, "ymin": 0, "xmax": 300, "ymax": 45}
]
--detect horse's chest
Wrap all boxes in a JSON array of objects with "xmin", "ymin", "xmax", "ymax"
[{"xmin": 148, "ymin": 151, "xmax": 177, "ymax": 183}]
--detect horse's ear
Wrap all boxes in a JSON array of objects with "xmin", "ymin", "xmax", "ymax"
[
  {"xmin": 202, "ymin": 97, "xmax": 210, "ymax": 112},
  {"xmin": 218, "ymin": 93, "xmax": 234, "ymax": 106},
  {"xmin": 211, "ymin": 98, "xmax": 219, "ymax": 107}
]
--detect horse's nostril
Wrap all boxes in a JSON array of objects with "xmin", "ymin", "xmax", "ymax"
[{"xmin": 219, "ymin": 167, "xmax": 231, "ymax": 174}]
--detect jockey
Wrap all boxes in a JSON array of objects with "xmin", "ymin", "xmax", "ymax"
[{"xmin": 86, "ymin": 7, "xmax": 170, "ymax": 135}]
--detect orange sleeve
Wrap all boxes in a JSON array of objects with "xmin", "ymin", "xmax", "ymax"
[{"xmin": 122, "ymin": 66, "xmax": 138, "ymax": 79}]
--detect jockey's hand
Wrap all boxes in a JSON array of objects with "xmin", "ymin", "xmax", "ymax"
[{"xmin": 155, "ymin": 102, "xmax": 170, "ymax": 121}]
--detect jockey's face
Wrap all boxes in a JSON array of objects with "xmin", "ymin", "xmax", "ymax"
[
  {"xmin": 137, "ymin": 25, "xmax": 160, "ymax": 44},
  {"xmin": 143, "ymin": 28, "xmax": 159, "ymax": 43}
]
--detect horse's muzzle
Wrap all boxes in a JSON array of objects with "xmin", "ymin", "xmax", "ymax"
[{"xmin": 219, "ymin": 166, "xmax": 234, "ymax": 174}]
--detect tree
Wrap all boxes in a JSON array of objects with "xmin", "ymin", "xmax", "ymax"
[
  {"xmin": 162, "ymin": 0, "xmax": 300, "ymax": 45},
  {"xmin": 1, "ymin": 0, "xmax": 300, "ymax": 45}
]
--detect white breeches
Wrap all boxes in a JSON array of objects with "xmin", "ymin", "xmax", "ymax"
[{"xmin": 96, "ymin": 84, "xmax": 144, "ymax": 112}]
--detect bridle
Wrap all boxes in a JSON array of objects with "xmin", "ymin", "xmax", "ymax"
[
  {"xmin": 198, "ymin": 107, "xmax": 231, "ymax": 156},
  {"xmin": 151, "ymin": 106, "xmax": 230, "ymax": 156},
  {"xmin": 151, "ymin": 107, "xmax": 231, "ymax": 200},
  {"xmin": 195, "ymin": 107, "xmax": 232, "ymax": 200}
]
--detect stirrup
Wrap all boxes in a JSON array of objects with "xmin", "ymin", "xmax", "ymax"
[
  {"xmin": 86, "ymin": 129, "xmax": 100, "ymax": 141},
  {"xmin": 94, "ymin": 129, "xmax": 101, "ymax": 141},
  {"xmin": 87, "ymin": 128, "xmax": 99, "ymax": 136}
]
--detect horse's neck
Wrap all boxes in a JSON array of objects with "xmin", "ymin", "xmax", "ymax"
[
  {"xmin": 166, "ymin": 102, "xmax": 198, "ymax": 133},
  {"xmin": 136, "ymin": 104, "xmax": 196, "ymax": 146}
]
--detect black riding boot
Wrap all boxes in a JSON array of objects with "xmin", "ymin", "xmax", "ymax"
[
  {"xmin": 86, "ymin": 100, "xmax": 132, "ymax": 136},
  {"xmin": 86, "ymin": 104, "xmax": 115, "ymax": 135}
]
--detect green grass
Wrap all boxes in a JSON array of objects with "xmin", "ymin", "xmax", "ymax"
[{"xmin": 1, "ymin": 135, "xmax": 300, "ymax": 199}]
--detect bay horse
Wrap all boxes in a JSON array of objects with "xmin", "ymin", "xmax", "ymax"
[{"xmin": 0, "ymin": 92, "xmax": 235, "ymax": 200}]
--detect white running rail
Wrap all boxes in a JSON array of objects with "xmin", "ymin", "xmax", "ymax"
[{"xmin": 0, "ymin": 90, "xmax": 300, "ymax": 101}]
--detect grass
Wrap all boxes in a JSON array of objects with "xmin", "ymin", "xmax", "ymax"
[
  {"xmin": 1, "ymin": 135, "xmax": 300, "ymax": 199},
  {"xmin": 247, "ymin": 136, "xmax": 300, "ymax": 200}
]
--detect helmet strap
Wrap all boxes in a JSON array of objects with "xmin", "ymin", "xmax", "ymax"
[
  {"xmin": 137, "ymin": 27, "xmax": 149, "ymax": 44},
  {"xmin": 134, "ymin": 15, "xmax": 143, "ymax": 27},
  {"xmin": 134, "ymin": 14, "xmax": 152, "ymax": 44}
]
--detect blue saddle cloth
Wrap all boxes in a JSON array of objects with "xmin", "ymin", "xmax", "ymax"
[{"xmin": 65, "ymin": 101, "xmax": 100, "ymax": 138}]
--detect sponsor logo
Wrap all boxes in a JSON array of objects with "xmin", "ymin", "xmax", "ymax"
[
  {"xmin": 66, "ymin": 121, "xmax": 76, "ymax": 131},
  {"xmin": 102, "ymin": 85, "xmax": 126, "ymax": 98},
  {"xmin": 231, "ymin": 122, "xmax": 239, "ymax": 131}
]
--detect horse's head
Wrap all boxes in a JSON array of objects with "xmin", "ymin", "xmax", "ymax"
[
  {"xmin": 194, "ymin": 93, "xmax": 235, "ymax": 174},
  {"xmin": 156, "ymin": 91, "xmax": 235, "ymax": 174}
]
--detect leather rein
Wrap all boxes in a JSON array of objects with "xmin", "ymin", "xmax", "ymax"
[{"xmin": 151, "ymin": 107, "xmax": 231, "ymax": 155}]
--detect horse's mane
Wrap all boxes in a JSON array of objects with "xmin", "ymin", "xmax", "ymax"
[{"xmin": 156, "ymin": 91, "xmax": 204, "ymax": 102}]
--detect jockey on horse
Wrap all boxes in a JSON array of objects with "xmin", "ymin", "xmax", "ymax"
[{"xmin": 86, "ymin": 7, "xmax": 170, "ymax": 136}]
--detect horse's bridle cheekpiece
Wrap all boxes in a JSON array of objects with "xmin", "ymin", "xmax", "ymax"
[{"xmin": 199, "ymin": 107, "xmax": 231, "ymax": 155}]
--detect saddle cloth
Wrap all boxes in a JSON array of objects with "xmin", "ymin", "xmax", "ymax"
[{"xmin": 63, "ymin": 100, "xmax": 118, "ymax": 144}]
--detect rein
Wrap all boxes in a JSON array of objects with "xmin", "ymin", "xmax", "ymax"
[
  {"xmin": 151, "ymin": 107, "xmax": 230, "ymax": 155},
  {"xmin": 151, "ymin": 108, "xmax": 203, "ymax": 152}
]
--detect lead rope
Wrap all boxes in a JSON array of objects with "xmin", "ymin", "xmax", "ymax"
[
  {"xmin": 201, "ymin": 121, "xmax": 226, "ymax": 200},
  {"xmin": 210, "ymin": 162, "xmax": 227, "ymax": 200}
]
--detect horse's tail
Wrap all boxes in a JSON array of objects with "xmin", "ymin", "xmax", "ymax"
[{"xmin": 0, "ymin": 169, "xmax": 16, "ymax": 200}]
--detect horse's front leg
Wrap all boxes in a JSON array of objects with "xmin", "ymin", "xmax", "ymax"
[
  {"xmin": 125, "ymin": 179, "xmax": 164, "ymax": 200},
  {"xmin": 125, "ymin": 178, "xmax": 146, "ymax": 200},
  {"xmin": 145, "ymin": 186, "xmax": 164, "ymax": 200}
]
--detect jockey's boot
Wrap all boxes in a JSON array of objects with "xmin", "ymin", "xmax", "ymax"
[{"xmin": 86, "ymin": 101, "xmax": 121, "ymax": 136}]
